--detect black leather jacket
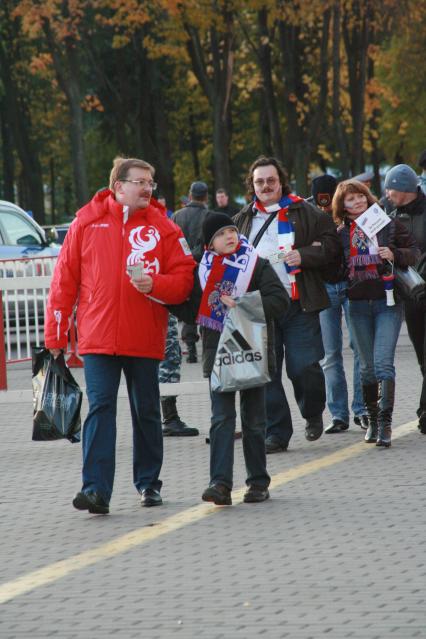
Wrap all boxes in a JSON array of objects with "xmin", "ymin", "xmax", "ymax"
[{"xmin": 389, "ymin": 188, "xmax": 426, "ymax": 256}]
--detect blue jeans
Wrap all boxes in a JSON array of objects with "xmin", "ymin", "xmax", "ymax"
[
  {"xmin": 347, "ymin": 299, "xmax": 403, "ymax": 384},
  {"xmin": 319, "ymin": 282, "xmax": 364, "ymax": 423},
  {"xmin": 266, "ymin": 301, "xmax": 326, "ymax": 445},
  {"xmin": 209, "ymin": 385, "xmax": 270, "ymax": 490},
  {"xmin": 82, "ymin": 354, "xmax": 163, "ymax": 502}
]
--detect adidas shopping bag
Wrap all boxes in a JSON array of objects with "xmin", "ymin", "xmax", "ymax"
[{"xmin": 211, "ymin": 291, "xmax": 270, "ymax": 393}]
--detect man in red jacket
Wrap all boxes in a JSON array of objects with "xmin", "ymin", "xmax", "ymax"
[{"xmin": 45, "ymin": 157, "xmax": 195, "ymax": 514}]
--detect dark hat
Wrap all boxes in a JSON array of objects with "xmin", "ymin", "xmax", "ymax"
[
  {"xmin": 190, "ymin": 181, "xmax": 208, "ymax": 198},
  {"xmin": 311, "ymin": 174, "xmax": 337, "ymax": 207},
  {"xmin": 384, "ymin": 164, "xmax": 418, "ymax": 193},
  {"xmin": 418, "ymin": 150, "xmax": 426, "ymax": 169},
  {"xmin": 202, "ymin": 212, "xmax": 238, "ymax": 248},
  {"xmin": 352, "ymin": 170, "xmax": 374, "ymax": 183}
]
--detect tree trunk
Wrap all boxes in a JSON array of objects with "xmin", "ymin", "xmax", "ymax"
[
  {"xmin": 342, "ymin": 1, "xmax": 371, "ymax": 175},
  {"xmin": 257, "ymin": 8, "xmax": 284, "ymax": 163},
  {"xmin": 184, "ymin": 12, "xmax": 234, "ymax": 194},
  {"xmin": 0, "ymin": 98, "xmax": 15, "ymax": 201},
  {"xmin": 43, "ymin": 19, "xmax": 89, "ymax": 207},
  {"xmin": 212, "ymin": 102, "xmax": 231, "ymax": 190},
  {"xmin": 188, "ymin": 108, "xmax": 201, "ymax": 180},
  {"xmin": 0, "ymin": 46, "xmax": 45, "ymax": 222},
  {"xmin": 332, "ymin": 1, "xmax": 350, "ymax": 178},
  {"xmin": 278, "ymin": 9, "xmax": 331, "ymax": 193}
]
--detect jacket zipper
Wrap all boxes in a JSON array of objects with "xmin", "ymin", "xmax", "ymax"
[{"xmin": 114, "ymin": 205, "xmax": 129, "ymax": 354}]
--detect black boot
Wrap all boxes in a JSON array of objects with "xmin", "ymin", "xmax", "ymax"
[
  {"xmin": 160, "ymin": 396, "xmax": 199, "ymax": 437},
  {"xmin": 376, "ymin": 379, "xmax": 395, "ymax": 448},
  {"xmin": 362, "ymin": 383, "xmax": 379, "ymax": 443},
  {"xmin": 186, "ymin": 343, "xmax": 198, "ymax": 363}
]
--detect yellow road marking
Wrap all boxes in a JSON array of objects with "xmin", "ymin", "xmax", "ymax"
[{"xmin": 0, "ymin": 420, "xmax": 418, "ymax": 605}]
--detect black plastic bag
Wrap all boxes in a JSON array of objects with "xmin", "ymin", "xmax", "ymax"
[{"xmin": 32, "ymin": 348, "xmax": 82, "ymax": 443}]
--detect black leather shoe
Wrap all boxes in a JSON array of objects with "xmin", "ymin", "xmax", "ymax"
[
  {"xmin": 140, "ymin": 488, "xmax": 162, "ymax": 507},
  {"xmin": 243, "ymin": 485, "xmax": 270, "ymax": 503},
  {"xmin": 163, "ymin": 418, "xmax": 199, "ymax": 437},
  {"xmin": 265, "ymin": 435, "xmax": 288, "ymax": 454},
  {"xmin": 305, "ymin": 416, "xmax": 323, "ymax": 441},
  {"xmin": 73, "ymin": 491, "xmax": 109, "ymax": 514},
  {"xmin": 324, "ymin": 419, "xmax": 349, "ymax": 434},
  {"xmin": 354, "ymin": 414, "xmax": 369, "ymax": 430},
  {"xmin": 202, "ymin": 484, "xmax": 232, "ymax": 506}
]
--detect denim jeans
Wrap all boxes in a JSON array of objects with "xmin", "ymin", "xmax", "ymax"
[
  {"xmin": 266, "ymin": 300, "xmax": 326, "ymax": 445},
  {"xmin": 347, "ymin": 299, "xmax": 404, "ymax": 384},
  {"xmin": 319, "ymin": 282, "xmax": 364, "ymax": 423},
  {"xmin": 82, "ymin": 354, "xmax": 163, "ymax": 502},
  {"xmin": 209, "ymin": 384, "xmax": 270, "ymax": 490}
]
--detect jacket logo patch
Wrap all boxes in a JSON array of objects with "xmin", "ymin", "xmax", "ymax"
[
  {"xmin": 91, "ymin": 223, "xmax": 109, "ymax": 228},
  {"xmin": 179, "ymin": 237, "xmax": 192, "ymax": 256},
  {"xmin": 127, "ymin": 226, "xmax": 160, "ymax": 275}
]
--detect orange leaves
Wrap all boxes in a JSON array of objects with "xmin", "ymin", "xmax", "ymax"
[{"xmin": 81, "ymin": 95, "xmax": 104, "ymax": 112}]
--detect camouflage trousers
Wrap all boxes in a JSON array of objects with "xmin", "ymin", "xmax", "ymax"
[{"xmin": 158, "ymin": 314, "xmax": 182, "ymax": 386}]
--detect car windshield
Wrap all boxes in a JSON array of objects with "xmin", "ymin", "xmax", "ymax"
[{"xmin": 1, "ymin": 211, "xmax": 43, "ymax": 246}]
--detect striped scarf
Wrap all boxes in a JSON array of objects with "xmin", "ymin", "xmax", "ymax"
[
  {"xmin": 196, "ymin": 235, "xmax": 258, "ymax": 332},
  {"xmin": 349, "ymin": 221, "xmax": 382, "ymax": 281},
  {"xmin": 254, "ymin": 194, "xmax": 303, "ymax": 300}
]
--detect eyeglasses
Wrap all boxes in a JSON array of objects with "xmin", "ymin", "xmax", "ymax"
[
  {"xmin": 253, "ymin": 177, "xmax": 279, "ymax": 187},
  {"xmin": 121, "ymin": 179, "xmax": 157, "ymax": 190}
]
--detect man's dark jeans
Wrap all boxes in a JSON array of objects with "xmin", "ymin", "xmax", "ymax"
[
  {"xmin": 209, "ymin": 385, "xmax": 270, "ymax": 490},
  {"xmin": 405, "ymin": 299, "xmax": 426, "ymax": 414},
  {"xmin": 82, "ymin": 354, "xmax": 163, "ymax": 502},
  {"xmin": 266, "ymin": 300, "xmax": 326, "ymax": 446}
]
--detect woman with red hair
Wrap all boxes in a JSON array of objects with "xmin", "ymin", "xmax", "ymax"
[{"xmin": 332, "ymin": 180, "xmax": 419, "ymax": 448}]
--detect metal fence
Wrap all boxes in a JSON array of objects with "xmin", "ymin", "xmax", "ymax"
[{"xmin": 0, "ymin": 257, "xmax": 57, "ymax": 363}]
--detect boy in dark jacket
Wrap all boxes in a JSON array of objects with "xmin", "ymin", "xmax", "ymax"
[{"xmin": 169, "ymin": 212, "xmax": 289, "ymax": 505}]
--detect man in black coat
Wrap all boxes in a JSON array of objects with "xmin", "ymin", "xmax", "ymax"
[
  {"xmin": 233, "ymin": 156, "xmax": 341, "ymax": 451},
  {"xmin": 173, "ymin": 181, "xmax": 211, "ymax": 362},
  {"xmin": 384, "ymin": 163, "xmax": 426, "ymax": 433}
]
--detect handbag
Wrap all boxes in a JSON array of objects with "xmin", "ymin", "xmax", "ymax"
[
  {"xmin": 210, "ymin": 291, "xmax": 270, "ymax": 393},
  {"xmin": 393, "ymin": 265, "xmax": 426, "ymax": 300}
]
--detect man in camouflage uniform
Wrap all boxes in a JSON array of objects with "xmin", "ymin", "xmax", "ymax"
[{"xmin": 159, "ymin": 314, "xmax": 199, "ymax": 436}]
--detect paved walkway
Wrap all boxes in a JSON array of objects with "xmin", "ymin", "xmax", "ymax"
[{"xmin": 0, "ymin": 324, "xmax": 425, "ymax": 638}]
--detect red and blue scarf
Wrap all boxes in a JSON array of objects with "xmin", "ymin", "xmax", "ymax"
[
  {"xmin": 349, "ymin": 222, "xmax": 382, "ymax": 281},
  {"xmin": 196, "ymin": 236, "xmax": 258, "ymax": 332},
  {"xmin": 254, "ymin": 194, "xmax": 303, "ymax": 300}
]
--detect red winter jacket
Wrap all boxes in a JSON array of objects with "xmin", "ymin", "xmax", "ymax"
[{"xmin": 45, "ymin": 190, "xmax": 195, "ymax": 359}]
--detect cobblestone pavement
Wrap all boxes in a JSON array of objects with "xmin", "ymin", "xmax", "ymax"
[{"xmin": 0, "ymin": 323, "xmax": 425, "ymax": 638}]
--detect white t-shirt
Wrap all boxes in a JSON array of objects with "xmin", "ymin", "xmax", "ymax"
[{"xmin": 248, "ymin": 210, "xmax": 292, "ymax": 295}]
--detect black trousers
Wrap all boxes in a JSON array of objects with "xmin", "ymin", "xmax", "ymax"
[{"xmin": 404, "ymin": 299, "xmax": 426, "ymax": 414}]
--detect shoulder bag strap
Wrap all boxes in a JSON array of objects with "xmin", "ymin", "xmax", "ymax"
[{"xmin": 252, "ymin": 209, "xmax": 279, "ymax": 248}]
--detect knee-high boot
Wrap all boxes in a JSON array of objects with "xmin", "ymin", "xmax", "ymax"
[
  {"xmin": 376, "ymin": 379, "xmax": 395, "ymax": 448},
  {"xmin": 362, "ymin": 383, "xmax": 379, "ymax": 443}
]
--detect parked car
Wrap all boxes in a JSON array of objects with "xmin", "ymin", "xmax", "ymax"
[
  {"xmin": 0, "ymin": 200, "xmax": 61, "ymax": 261},
  {"xmin": 0, "ymin": 201, "xmax": 61, "ymax": 334}
]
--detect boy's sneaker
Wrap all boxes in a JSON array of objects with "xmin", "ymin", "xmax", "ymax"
[
  {"xmin": 354, "ymin": 414, "xmax": 369, "ymax": 430},
  {"xmin": 202, "ymin": 483, "xmax": 232, "ymax": 506},
  {"xmin": 243, "ymin": 485, "xmax": 270, "ymax": 503},
  {"xmin": 324, "ymin": 419, "xmax": 349, "ymax": 434}
]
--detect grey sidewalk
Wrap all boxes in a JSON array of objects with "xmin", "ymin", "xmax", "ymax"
[{"xmin": 0, "ymin": 324, "xmax": 425, "ymax": 638}]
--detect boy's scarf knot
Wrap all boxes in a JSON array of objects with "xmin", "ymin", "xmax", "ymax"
[
  {"xmin": 254, "ymin": 194, "xmax": 303, "ymax": 300},
  {"xmin": 197, "ymin": 235, "xmax": 258, "ymax": 332}
]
